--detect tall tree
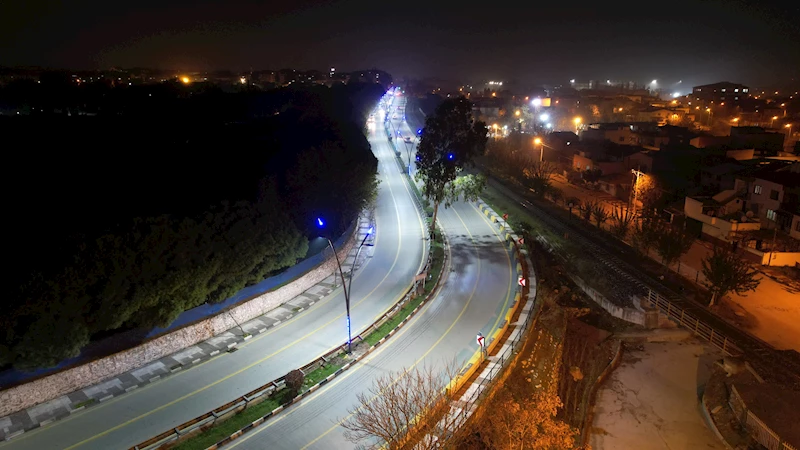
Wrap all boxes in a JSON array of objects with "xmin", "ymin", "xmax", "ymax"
[
  {"xmin": 609, "ymin": 207, "xmax": 635, "ymax": 240},
  {"xmin": 523, "ymin": 161, "xmax": 557, "ymax": 197},
  {"xmin": 591, "ymin": 202, "xmax": 610, "ymax": 228},
  {"xmin": 630, "ymin": 217, "xmax": 660, "ymax": 256},
  {"xmin": 655, "ymin": 223, "xmax": 694, "ymax": 270},
  {"xmin": 415, "ymin": 97, "xmax": 488, "ymax": 237},
  {"xmin": 702, "ymin": 246, "xmax": 761, "ymax": 307}
]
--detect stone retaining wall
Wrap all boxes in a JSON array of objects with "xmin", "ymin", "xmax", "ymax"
[{"xmin": 0, "ymin": 230, "xmax": 356, "ymax": 417}]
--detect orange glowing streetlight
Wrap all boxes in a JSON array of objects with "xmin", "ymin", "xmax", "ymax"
[
  {"xmin": 181, "ymin": 76, "xmax": 190, "ymax": 84},
  {"xmin": 533, "ymin": 137, "xmax": 544, "ymax": 161},
  {"xmin": 515, "ymin": 110, "xmax": 521, "ymax": 117},
  {"xmin": 573, "ymin": 117, "xmax": 582, "ymax": 132}
]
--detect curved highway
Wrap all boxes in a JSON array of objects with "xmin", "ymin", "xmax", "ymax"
[
  {"xmin": 0, "ymin": 100, "xmax": 427, "ymax": 450},
  {"xmin": 219, "ymin": 98, "xmax": 517, "ymax": 449}
]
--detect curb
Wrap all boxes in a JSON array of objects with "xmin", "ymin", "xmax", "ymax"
[
  {"xmin": 580, "ymin": 340, "xmax": 624, "ymax": 446},
  {"xmin": 699, "ymin": 391, "xmax": 736, "ymax": 450},
  {"xmin": 407, "ymin": 198, "xmax": 539, "ymax": 449},
  {"xmin": 196, "ymin": 228, "xmax": 452, "ymax": 450},
  {"xmin": 0, "ymin": 216, "xmax": 374, "ymax": 441},
  {"xmin": 131, "ymin": 224, "xmax": 451, "ymax": 450}
]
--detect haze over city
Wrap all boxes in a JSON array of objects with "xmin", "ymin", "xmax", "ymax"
[{"xmin": 2, "ymin": 0, "xmax": 799, "ymax": 86}]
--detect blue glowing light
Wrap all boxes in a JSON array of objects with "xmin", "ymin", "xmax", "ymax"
[
  {"xmin": 447, "ymin": 153, "xmax": 454, "ymax": 160},
  {"xmin": 316, "ymin": 217, "xmax": 325, "ymax": 228},
  {"xmin": 367, "ymin": 226, "xmax": 374, "ymax": 235}
]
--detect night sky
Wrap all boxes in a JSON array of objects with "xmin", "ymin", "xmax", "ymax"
[{"xmin": 2, "ymin": 0, "xmax": 798, "ymax": 86}]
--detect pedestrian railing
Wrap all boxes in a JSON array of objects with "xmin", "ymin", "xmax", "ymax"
[
  {"xmin": 729, "ymin": 384, "xmax": 797, "ymax": 450},
  {"xmin": 646, "ymin": 289, "xmax": 740, "ymax": 356}
]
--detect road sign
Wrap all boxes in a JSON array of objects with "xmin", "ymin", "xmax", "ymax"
[
  {"xmin": 502, "ymin": 213, "xmax": 508, "ymax": 221},
  {"xmin": 476, "ymin": 334, "xmax": 485, "ymax": 348},
  {"xmin": 518, "ymin": 276, "xmax": 526, "ymax": 287},
  {"xmin": 518, "ymin": 237, "xmax": 524, "ymax": 245}
]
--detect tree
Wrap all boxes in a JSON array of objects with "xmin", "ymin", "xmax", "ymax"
[
  {"xmin": 341, "ymin": 362, "xmax": 460, "ymax": 450},
  {"xmin": 702, "ymin": 246, "xmax": 761, "ymax": 307},
  {"xmin": 630, "ymin": 217, "xmax": 660, "ymax": 256},
  {"xmin": 591, "ymin": 202, "xmax": 609, "ymax": 228},
  {"xmin": 579, "ymin": 199, "xmax": 597, "ymax": 222},
  {"xmin": 285, "ymin": 369, "xmax": 305, "ymax": 396},
  {"xmin": 523, "ymin": 161, "xmax": 557, "ymax": 197},
  {"xmin": 609, "ymin": 207, "xmax": 634, "ymax": 240},
  {"xmin": 459, "ymin": 354, "xmax": 579, "ymax": 450},
  {"xmin": 655, "ymin": 223, "xmax": 694, "ymax": 270},
  {"xmin": 549, "ymin": 187, "xmax": 564, "ymax": 206},
  {"xmin": 415, "ymin": 97, "xmax": 488, "ymax": 237}
]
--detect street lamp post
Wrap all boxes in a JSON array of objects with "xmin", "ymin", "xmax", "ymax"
[
  {"xmin": 630, "ymin": 168, "xmax": 645, "ymax": 216},
  {"xmin": 534, "ymin": 137, "xmax": 543, "ymax": 162},
  {"xmin": 316, "ymin": 217, "xmax": 373, "ymax": 354}
]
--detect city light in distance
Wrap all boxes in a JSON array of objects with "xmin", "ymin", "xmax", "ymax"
[{"xmin": 539, "ymin": 113, "xmax": 549, "ymax": 121}]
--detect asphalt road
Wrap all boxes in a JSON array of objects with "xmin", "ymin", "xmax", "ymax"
[
  {"xmin": 224, "ymin": 201, "xmax": 516, "ymax": 450},
  {"xmin": 0, "ymin": 104, "xmax": 427, "ymax": 450},
  {"xmin": 221, "ymin": 98, "xmax": 517, "ymax": 449}
]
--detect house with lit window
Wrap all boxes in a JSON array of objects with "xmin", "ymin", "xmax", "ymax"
[{"xmin": 684, "ymin": 162, "xmax": 800, "ymax": 266}]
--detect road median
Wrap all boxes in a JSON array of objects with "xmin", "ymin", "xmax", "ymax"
[{"xmin": 131, "ymin": 225, "xmax": 450, "ymax": 450}]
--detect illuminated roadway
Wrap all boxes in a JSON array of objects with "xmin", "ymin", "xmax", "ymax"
[
  {"xmin": 0, "ymin": 99, "xmax": 427, "ymax": 450},
  {"xmin": 222, "ymin": 96, "xmax": 517, "ymax": 449}
]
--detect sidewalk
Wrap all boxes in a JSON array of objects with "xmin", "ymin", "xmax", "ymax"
[
  {"xmin": 0, "ymin": 218, "xmax": 375, "ymax": 442},
  {"xmin": 591, "ymin": 339, "xmax": 725, "ymax": 450}
]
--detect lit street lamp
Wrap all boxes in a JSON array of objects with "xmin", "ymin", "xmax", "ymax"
[
  {"xmin": 316, "ymin": 217, "xmax": 373, "ymax": 353},
  {"xmin": 573, "ymin": 117, "xmax": 582, "ymax": 133},
  {"xmin": 533, "ymin": 137, "xmax": 544, "ymax": 162}
]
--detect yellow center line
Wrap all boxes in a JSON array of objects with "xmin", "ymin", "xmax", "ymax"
[
  {"xmin": 229, "ymin": 201, "xmax": 513, "ymax": 450},
  {"xmin": 52, "ymin": 127, "xmax": 425, "ymax": 450}
]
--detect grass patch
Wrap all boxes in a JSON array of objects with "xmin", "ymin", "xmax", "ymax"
[
  {"xmin": 165, "ymin": 232, "xmax": 447, "ymax": 450},
  {"xmin": 73, "ymin": 398, "xmax": 97, "ymax": 409},
  {"xmin": 170, "ymin": 389, "xmax": 294, "ymax": 450},
  {"xmin": 302, "ymin": 361, "xmax": 344, "ymax": 390},
  {"xmin": 363, "ymin": 238, "xmax": 444, "ymax": 347}
]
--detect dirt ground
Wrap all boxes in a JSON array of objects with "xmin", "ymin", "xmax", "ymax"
[{"xmin": 590, "ymin": 339, "xmax": 726, "ymax": 450}]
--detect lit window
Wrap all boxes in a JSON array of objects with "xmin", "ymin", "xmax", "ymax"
[
  {"xmin": 767, "ymin": 210, "xmax": 776, "ymax": 221},
  {"xmin": 743, "ymin": 88, "xmax": 749, "ymax": 93},
  {"xmin": 721, "ymin": 89, "xmax": 726, "ymax": 92},
  {"xmin": 734, "ymin": 89, "xmax": 739, "ymax": 92},
  {"xmin": 754, "ymin": 185, "xmax": 763, "ymax": 195}
]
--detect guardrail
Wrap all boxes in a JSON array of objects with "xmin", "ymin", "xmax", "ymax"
[
  {"xmin": 408, "ymin": 200, "xmax": 537, "ymax": 448},
  {"xmin": 646, "ymin": 289, "xmax": 741, "ymax": 357},
  {"xmin": 131, "ymin": 145, "xmax": 434, "ymax": 450}
]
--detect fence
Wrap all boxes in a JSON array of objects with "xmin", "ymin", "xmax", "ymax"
[
  {"xmin": 646, "ymin": 289, "xmax": 740, "ymax": 356},
  {"xmin": 729, "ymin": 385, "xmax": 797, "ymax": 450},
  {"xmin": 411, "ymin": 203, "xmax": 537, "ymax": 447}
]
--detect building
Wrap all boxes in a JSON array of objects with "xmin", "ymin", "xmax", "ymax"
[
  {"xmin": 692, "ymin": 82, "xmax": 750, "ymax": 104},
  {"xmin": 730, "ymin": 126, "xmax": 786, "ymax": 155}
]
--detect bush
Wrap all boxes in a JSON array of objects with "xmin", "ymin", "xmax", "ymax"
[
  {"xmin": 2, "ymin": 82, "xmax": 383, "ymax": 371},
  {"xmin": 285, "ymin": 369, "xmax": 305, "ymax": 396}
]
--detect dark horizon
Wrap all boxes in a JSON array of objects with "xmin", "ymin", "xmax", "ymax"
[{"xmin": 2, "ymin": 0, "xmax": 799, "ymax": 88}]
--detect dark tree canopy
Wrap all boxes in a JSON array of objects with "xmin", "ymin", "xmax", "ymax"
[
  {"xmin": 1, "ymin": 81, "xmax": 382, "ymax": 371},
  {"xmin": 415, "ymin": 96, "xmax": 488, "ymax": 234}
]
